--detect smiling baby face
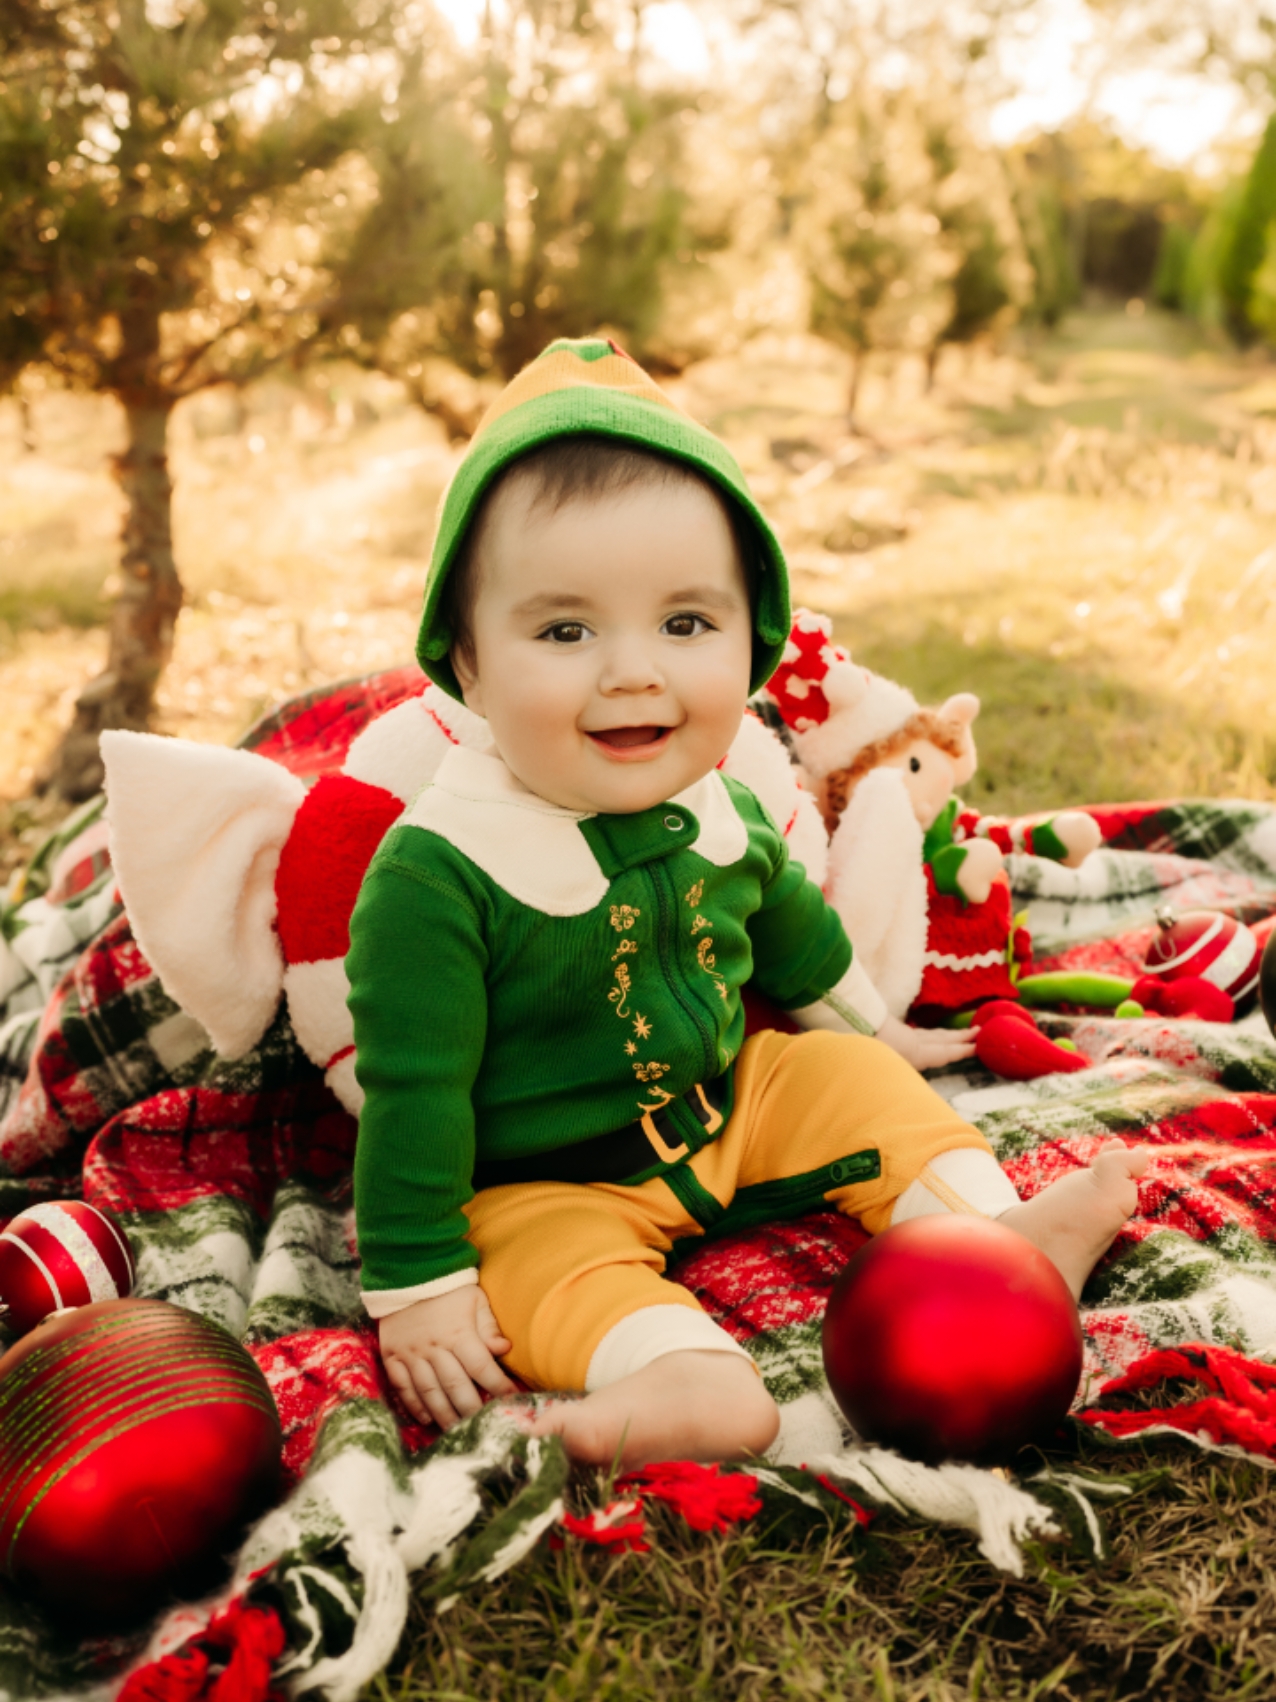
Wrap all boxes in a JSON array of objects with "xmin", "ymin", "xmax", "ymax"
[{"xmin": 450, "ymin": 461, "xmax": 754, "ymax": 816}]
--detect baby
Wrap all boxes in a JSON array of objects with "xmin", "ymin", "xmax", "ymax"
[{"xmin": 346, "ymin": 339, "xmax": 1147, "ymax": 1467}]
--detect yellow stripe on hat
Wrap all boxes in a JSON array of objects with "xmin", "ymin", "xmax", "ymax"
[{"xmin": 472, "ymin": 340, "xmax": 684, "ymax": 439}]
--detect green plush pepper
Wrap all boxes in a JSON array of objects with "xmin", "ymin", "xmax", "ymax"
[{"xmin": 1015, "ymin": 971, "xmax": 1135, "ymax": 1009}]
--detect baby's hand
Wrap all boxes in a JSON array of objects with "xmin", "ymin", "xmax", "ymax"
[
  {"xmin": 379, "ymin": 1285, "xmax": 516, "ymax": 1430},
  {"xmin": 876, "ymin": 1014, "xmax": 977, "ymax": 1072}
]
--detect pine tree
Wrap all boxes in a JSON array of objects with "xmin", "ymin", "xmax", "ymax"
[
  {"xmin": 919, "ymin": 110, "xmax": 1028, "ymax": 385},
  {"xmin": 0, "ymin": 0, "xmax": 468, "ymax": 798},
  {"xmin": 339, "ymin": 0, "xmax": 695, "ymax": 399},
  {"xmin": 1219, "ymin": 115, "xmax": 1276, "ymax": 341},
  {"xmin": 795, "ymin": 88, "xmax": 955, "ymax": 430}
]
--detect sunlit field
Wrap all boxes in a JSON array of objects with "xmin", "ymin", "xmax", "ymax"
[{"xmin": 5, "ymin": 304, "xmax": 1276, "ymax": 884}]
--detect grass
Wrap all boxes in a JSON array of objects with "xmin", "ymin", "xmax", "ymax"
[
  {"xmin": 6, "ymin": 306, "xmax": 1276, "ymax": 1693},
  {"xmin": 374, "ymin": 1437, "xmax": 1276, "ymax": 1701}
]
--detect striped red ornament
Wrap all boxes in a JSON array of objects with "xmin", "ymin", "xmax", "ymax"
[
  {"xmin": 0, "ymin": 1201, "xmax": 135, "ymax": 1337},
  {"xmin": 1144, "ymin": 907, "xmax": 1260, "ymax": 1007},
  {"xmin": 0, "ymin": 1299, "xmax": 281, "ymax": 1623}
]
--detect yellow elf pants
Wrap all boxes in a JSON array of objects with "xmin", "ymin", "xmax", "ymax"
[{"xmin": 463, "ymin": 1029, "xmax": 996, "ymax": 1393}]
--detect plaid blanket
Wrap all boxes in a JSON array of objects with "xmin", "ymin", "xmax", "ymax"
[{"xmin": 3, "ymin": 670, "xmax": 1276, "ymax": 1700}]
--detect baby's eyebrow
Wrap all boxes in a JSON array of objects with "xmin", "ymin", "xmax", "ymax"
[
  {"xmin": 663, "ymin": 585, "xmax": 744, "ymax": 611},
  {"xmin": 510, "ymin": 591, "xmax": 596, "ymax": 619}
]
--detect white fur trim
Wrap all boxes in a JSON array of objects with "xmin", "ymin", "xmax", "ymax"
[
  {"xmin": 719, "ymin": 714, "xmax": 828, "ymax": 884},
  {"xmin": 284, "ymin": 958, "xmax": 354, "ymax": 1077},
  {"xmin": 585, "ymin": 1304, "xmax": 752, "ymax": 1391},
  {"xmin": 423, "ymin": 683, "xmax": 499, "ymax": 752},
  {"xmin": 792, "ymin": 669, "xmax": 919, "ymax": 781},
  {"xmin": 343, "ymin": 686, "xmax": 497, "ymax": 803},
  {"xmin": 786, "ymin": 793, "xmax": 829, "ymax": 885},
  {"xmin": 343, "ymin": 698, "xmax": 455, "ymax": 803},
  {"xmin": 326, "ymin": 1052, "xmax": 364, "ymax": 1117},
  {"xmin": 890, "ymin": 1149, "xmax": 1021, "ymax": 1223},
  {"xmin": 362, "ymin": 1266, "xmax": 478, "ymax": 1317},
  {"xmin": 721, "ymin": 714, "xmax": 805, "ymax": 829},
  {"xmin": 823, "ymin": 767, "xmax": 928, "ymax": 1019},
  {"xmin": 102, "ymin": 732, "xmax": 304, "ymax": 1058}
]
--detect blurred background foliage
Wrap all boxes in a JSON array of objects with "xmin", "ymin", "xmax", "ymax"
[{"xmin": 4, "ymin": 0, "xmax": 1276, "ymax": 796}]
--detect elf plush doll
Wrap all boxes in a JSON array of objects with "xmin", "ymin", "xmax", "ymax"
[{"xmin": 759, "ymin": 612, "xmax": 1101, "ymax": 1057}]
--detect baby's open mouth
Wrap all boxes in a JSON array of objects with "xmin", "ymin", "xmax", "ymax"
[{"xmin": 588, "ymin": 726, "xmax": 668, "ymax": 749}]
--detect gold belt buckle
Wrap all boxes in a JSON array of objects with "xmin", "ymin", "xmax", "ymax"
[
  {"xmin": 640, "ymin": 1110, "xmax": 689, "ymax": 1164},
  {"xmin": 692, "ymin": 1082, "xmax": 724, "ymax": 1136},
  {"xmin": 638, "ymin": 1080, "xmax": 723, "ymax": 1164}
]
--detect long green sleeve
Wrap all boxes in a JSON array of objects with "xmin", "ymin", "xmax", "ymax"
[{"xmin": 348, "ymin": 855, "xmax": 489, "ymax": 1291}]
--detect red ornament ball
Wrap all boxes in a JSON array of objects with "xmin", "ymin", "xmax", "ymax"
[
  {"xmin": 822, "ymin": 1216, "xmax": 1083, "ymax": 1466},
  {"xmin": 0, "ymin": 1200, "xmax": 135, "ymax": 1337},
  {"xmin": 1145, "ymin": 907, "xmax": 1259, "ymax": 1008},
  {"xmin": 0, "ymin": 1299, "xmax": 281, "ymax": 1624}
]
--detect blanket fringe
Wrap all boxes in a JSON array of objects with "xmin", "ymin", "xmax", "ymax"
[
  {"xmin": 117, "ymin": 1599, "xmax": 286, "ymax": 1702},
  {"xmin": 1080, "ymin": 1342, "xmax": 1276, "ymax": 1460},
  {"xmin": 617, "ymin": 1462, "xmax": 763, "ymax": 1534}
]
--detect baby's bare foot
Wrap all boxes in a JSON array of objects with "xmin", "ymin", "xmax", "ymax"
[
  {"xmin": 526, "ymin": 1350, "xmax": 779, "ymax": 1469},
  {"xmin": 999, "ymin": 1139, "xmax": 1150, "ymax": 1301}
]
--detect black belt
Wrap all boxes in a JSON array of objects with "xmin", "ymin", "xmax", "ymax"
[{"xmin": 472, "ymin": 1074, "xmax": 729, "ymax": 1190}]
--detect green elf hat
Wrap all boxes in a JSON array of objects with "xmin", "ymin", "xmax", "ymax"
[{"xmin": 416, "ymin": 337, "xmax": 791, "ymax": 699}]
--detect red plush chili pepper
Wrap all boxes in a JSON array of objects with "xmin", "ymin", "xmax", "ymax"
[
  {"xmin": 974, "ymin": 1013, "xmax": 1089, "ymax": 1079},
  {"xmin": 1130, "ymin": 974, "xmax": 1234, "ymax": 1023}
]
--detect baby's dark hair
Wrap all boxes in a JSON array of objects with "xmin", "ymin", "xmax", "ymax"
[{"xmin": 443, "ymin": 434, "xmax": 757, "ymax": 673}]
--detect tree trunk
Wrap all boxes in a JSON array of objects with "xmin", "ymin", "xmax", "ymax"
[
  {"xmin": 847, "ymin": 348, "xmax": 865, "ymax": 434},
  {"xmin": 924, "ymin": 342, "xmax": 941, "ymax": 393},
  {"xmin": 17, "ymin": 392, "xmax": 34, "ymax": 454},
  {"xmin": 53, "ymin": 397, "xmax": 181, "ymax": 800}
]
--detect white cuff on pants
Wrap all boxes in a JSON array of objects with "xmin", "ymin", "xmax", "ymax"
[
  {"xmin": 889, "ymin": 1147, "xmax": 1021, "ymax": 1225},
  {"xmin": 585, "ymin": 1305, "xmax": 754, "ymax": 1392}
]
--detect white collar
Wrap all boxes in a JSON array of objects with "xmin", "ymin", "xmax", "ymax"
[{"xmin": 403, "ymin": 746, "xmax": 748, "ymax": 914}]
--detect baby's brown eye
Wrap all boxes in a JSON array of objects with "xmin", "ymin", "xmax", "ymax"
[
  {"xmin": 663, "ymin": 613, "xmax": 707, "ymax": 638},
  {"xmin": 545, "ymin": 622, "xmax": 586, "ymax": 643},
  {"xmin": 909, "ymin": 756, "xmax": 921, "ymax": 773}
]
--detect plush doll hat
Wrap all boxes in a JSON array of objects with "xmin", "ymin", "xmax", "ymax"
[
  {"xmin": 760, "ymin": 609, "xmax": 920, "ymax": 780},
  {"xmin": 417, "ymin": 337, "xmax": 791, "ymax": 698}
]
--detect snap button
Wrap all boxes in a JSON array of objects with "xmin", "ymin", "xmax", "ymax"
[{"xmin": 663, "ymin": 814, "xmax": 684, "ymax": 831}]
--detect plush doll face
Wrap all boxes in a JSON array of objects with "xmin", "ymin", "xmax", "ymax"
[{"xmin": 879, "ymin": 736, "xmax": 958, "ymax": 831}]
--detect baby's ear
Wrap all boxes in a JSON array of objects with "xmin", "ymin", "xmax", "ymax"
[{"xmin": 938, "ymin": 693, "xmax": 980, "ymax": 787}]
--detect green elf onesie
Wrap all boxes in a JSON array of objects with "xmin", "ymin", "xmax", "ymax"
[{"xmin": 347, "ymin": 338, "xmax": 1018, "ymax": 1398}]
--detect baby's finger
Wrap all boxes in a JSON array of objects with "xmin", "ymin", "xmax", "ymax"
[
  {"xmin": 429, "ymin": 1347, "xmax": 486, "ymax": 1419},
  {"xmin": 385, "ymin": 1357, "xmax": 433, "ymax": 1427},
  {"xmin": 923, "ymin": 1030, "xmax": 977, "ymax": 1058},
  {"xmin": 411, "ymin": 1359, "xmax": 463, "ymax": 1431},
  {"xmin": 475, "ymin": 1291, "xmax": 512, "ymax": 1354},
  {"xmin": 454, "ymin": 1335, "xmax": 519, "ymax": 1397}
]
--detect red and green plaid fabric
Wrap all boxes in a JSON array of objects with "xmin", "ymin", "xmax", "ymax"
[{"xmin": 4, "ymin": 671, "xmax": 1276, "ymax": 1698}]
